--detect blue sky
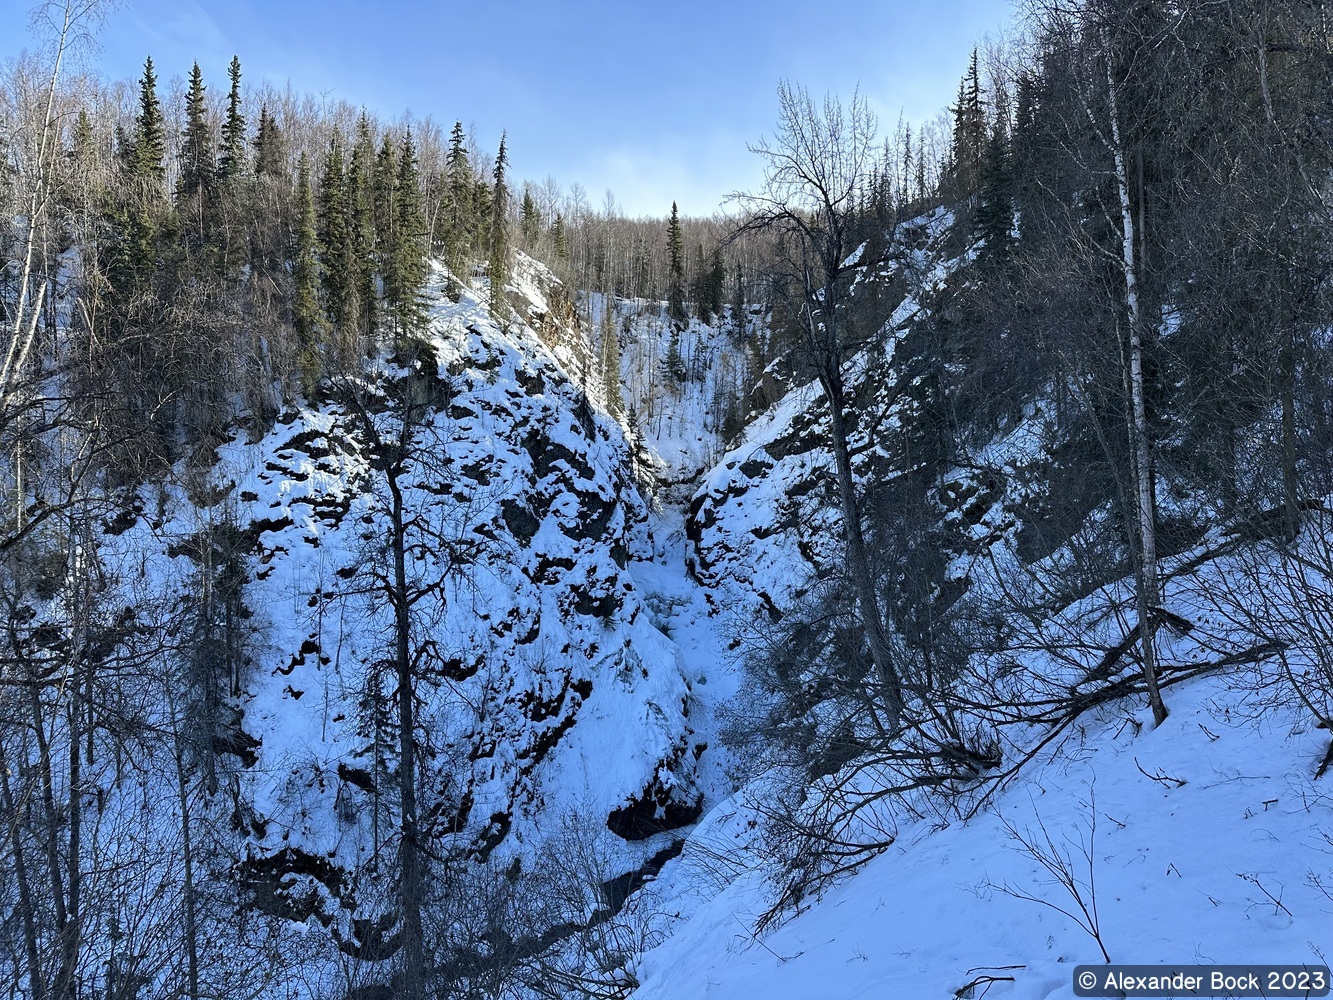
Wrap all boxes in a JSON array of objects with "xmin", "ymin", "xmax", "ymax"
[{"xmin": 3, "ymin": 0, "xmax": 1016, "ymax": 217}]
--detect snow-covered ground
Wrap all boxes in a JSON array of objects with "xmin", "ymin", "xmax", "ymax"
[
  {"xmin": 605, "ymin": 213, "xmax": 1333, "ymax": 999},
  {"xmin": 100, "ymin": 257, "xmax": 732, "ymax": 963},
  {"xmin": 631, "ymin": 666, "xmax": 1332, "ymax": 999},
  {"xmin": 596, "ymin": 293, "xmax": 767, "ymax": 492},
  {"xmin": 45, "ymin": 240, "xmax": 1330, "ymax": 998}
]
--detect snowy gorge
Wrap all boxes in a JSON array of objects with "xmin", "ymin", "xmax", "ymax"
[
  {"xmin": 6, "ymin": 14, "xmax": 1333, "ymax": 993},
  {"xmin": 31, "ymin": 240, "xmax": 1333, "ymax": 1000}
]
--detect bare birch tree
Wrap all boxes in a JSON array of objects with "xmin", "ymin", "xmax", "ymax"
[
  {"xmin": 1, "ymin": 0, "xmax": 106, "ymax": 406},
  {"xmin": 734, "ymin": 81, "xmax": 904, "ymax": 725}
]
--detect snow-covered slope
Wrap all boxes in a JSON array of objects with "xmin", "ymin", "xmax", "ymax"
[
  {"xmin": 116, "ymin": 258, "xmax": 715, "ymax": 961},
  {"xmin": 614, "ymin": 211, "xmax": 1333, "ymax": 998},
  {"xmin": 49, "ymin": 223, "xmax": 1331, "ymax": 999},
  {"xmin": 631, "ymin": 665, "xmax": 1333, "ymax": 999},
  {"xmin": 594, "ymin": 293, "xmax": 767, "ymax": 493},
  {"xmin": 687, "ymin": 212, "xmax": 961, "ymax": 619},
  {"xmin": 626, "ymin": 395, "xmax": 1333, "ymax": 999}
]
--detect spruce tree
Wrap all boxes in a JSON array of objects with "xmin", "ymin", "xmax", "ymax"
[
  {"xmin": 253, "ymin": 106, "xmax": 270, "ymax": 173},
  {"xmin": 520, "ymin": 188, "xmax": 539, "ymax": 249},
  {"xmin": 552, "ymin": 213, "xmax": 568, "ymax": 260},
  {"xmin": 949, "ymin": 77, "xmax": 967, "ymax": 188},
  {"xmin": 109, "ymin": 55, "xmax": 167, "ymax": 307},
  {"xmin": 178, "ymin": 63, "xmax": 213, "ymax": 200},
  {"xmin": 731, "ymin": 262, "xmax": 745, "ymax": 333},
  {"xmin": 113, "ymin": 122, "xmax": 130, "ymax": 170},
  {"xmin": 68, "ymin": 108, "xmax": 97, "ymax": 202},
  {"xmin": 349, "ymin": 113, "xmax": 377, "ymax": 337},
  {"xmin": 950, "ymin": 50, "xmax": 986, "ymax": 199},
  {"xmin": 319, "ymin": 133, "xmax": 356, "ymax": 345},
  {"xmin": 131, "ymin": 56, "xmax": 166, "ymax": 192},
  {"xmin": 372, "ymin": 132, "xmax": 397, "ymax": 316},
  {"xmin": 245, "ymin": 105, "xmax": 287, "ymax": 285},
  {"xmin": 71, "ymin": 108, "xmax": 94, "ymax": 162},
  {"xmin": 253, "ymin": 105, "xmax": 284, "ymax": 178},
  {"xmin": 176, "ymin": 63, "xmax": 214, "ymax": 271},
  {"xmin": 218, "ymin": 55, "xmax": 246, "ymax": 183},
  {"xmin": 665, "ymin": 327, "xmax": 686, "ymax": 383},
  {"xmin": 690, "ymin": 330, "xmax": 707, "ymax": 382},
  {"xmin": 667, "ymin": 201, "xmax": 686, "ymax": 325},
  {"xmin": 1011, "ymin": 72, "xmax": 1040, "ymax": 247},
  {"xmin": 974, "ymin": 120, "xmax": 1014, "ymax": 268},
  {"xmin": 472, "ymin": 175, "xmax": 493, "ymax": 258},
  {"xmin": 488, "ymin": 132, "xmax": 509, "ymax": 318},
  {"xmin": 293, "ymin": 151, "xmax": 322, "ymax": 387},
  {"xmin": 900, "ymin": 123, "xmax": 914, "ymax": 207},
  {"xmin": 389, "ymin": 129, "xmax": 427, "ymax": 334},
  {"xmin": 214, "ymin": 56, "xmax": 246, "ymax": 278},
  {"xmin": 445, "ymin": 121, "xmax": 472, "ymax": 277}
]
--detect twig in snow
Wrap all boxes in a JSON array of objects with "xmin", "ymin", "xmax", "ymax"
[
  {"xmin": 1237, "ymin": 872, "xmax": 1293, "ymax": 917},
  {"xmin": 990, "ymin": 786, "xmax": 1112, "ymax": 963},
  {"xmin": 1135, "ymin": 757, "xmax": 1187, "ymax": 788},
  {"xmin": 731, "ymin": 915, "xmax": 801, "ymax": 964}
]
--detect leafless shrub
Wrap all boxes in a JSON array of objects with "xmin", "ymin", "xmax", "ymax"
[{"xmin": 990, "ymin": 787, "xmax": 1112, "ymax": 963}]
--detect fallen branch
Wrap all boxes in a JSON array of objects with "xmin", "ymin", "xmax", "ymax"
[{"xmin": 1134, "ymin": 758, "xmax": 1187, "ymax": 789}]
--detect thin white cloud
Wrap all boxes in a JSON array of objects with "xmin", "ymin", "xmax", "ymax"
[
  {"xmin": 571, "ymin": 132, "xmax": 767, "ymax": 219},
  {"xmin": 127, "ymin": 0, "xmax": 230, "ymax": 67}
]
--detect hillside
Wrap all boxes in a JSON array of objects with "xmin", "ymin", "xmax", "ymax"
[
  {"xmin": 0, "ymin": 253, "xmax": 742, "ymax": 998},
  {"xmin": 5, "ymin": 2, "xmax": 1333, "ymax": 997},
  {"xmin": 624, "ymin": 297, "xmax": 1333, "ymax": 993},
  {"xmin": 632, "ymin": 667, "xmax": 1332, "ymax": 999},
  {"xmin": 615, "ymin": 204, "xmax": 1333, "ymax": 998}
]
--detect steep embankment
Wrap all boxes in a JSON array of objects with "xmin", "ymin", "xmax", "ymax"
[
  {"xmin": 116, "ymin": 257, "xmax": 717, "ymax": 954},
  {"xmin": 631, "ymin": 664, "xmax": 1333, "ymax": 999},
  {"xmin": 619, "ymin": 217, "xmax": 1333, "ymax": 998},
  {"xmin": 630, "ymin": 412, "xmax": 1333, "ymax": 998},
  {"xmin": 595, "ymin": 292, "xmax": 768, "ymax": 493}
]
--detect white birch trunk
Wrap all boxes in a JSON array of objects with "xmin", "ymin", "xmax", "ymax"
[
  {"xmin": 2, "ymin": 1, "xmax": 76, "ymax": 404},
  {"xmin": 1102, "ymin": 28, "xmax": 1169, "ymax": 725}
]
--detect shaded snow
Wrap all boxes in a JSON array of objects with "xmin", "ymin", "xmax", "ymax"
[{"xmin": 632, "ymin": 670, "xmax": 1332, "ymax": 999}]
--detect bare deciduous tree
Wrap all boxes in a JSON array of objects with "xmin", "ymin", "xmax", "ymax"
[{"xmin": 734, "ymin": 80, "xmax": 904, "ymax": 726}]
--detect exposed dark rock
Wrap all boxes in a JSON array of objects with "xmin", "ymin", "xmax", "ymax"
[
  {"xmin": 522, "ymin": 430, "xmax": 595, "ymax": 481},
  {"xmin": 500, "ymin": 500, "xmax": 541, "ymax": 543},
  {"xmin": 563, "ymin": 491, "xmax": 615, "ymax": 542},
  {"xmin": 213, "ymin": 718, "xmax": 260, "ymax": 767},
  {"xmin": 475, "ymin": 812, "xmax": 511, "ymax": 861},
  {"xmin": 515, "ymin": 368, "xmax": 546, "ymax": 396},
  {"xmin": 460, "ymin": 460, "xmax": 492, "ymax": 485},
  {"xmin": 281, "ymin": 637, "xmax": 321, "ymax": 675},
  {"xmin": 571, "ymin": 588, "xmax": 621, "ymax": 618},
  {"xmin": 279, "ymin": 429, "xmax": 337, "ymax": 460},
  {"xmin": 338, "ymin": 916, "xmax": 401, "ymax": 962},
  {"xmin": 103, "ymin": 506, "xmax": 139, "ymax": 535},
  {"xmin": 239, "ymin": 847, "xmax": 344, "ymax": 922},
  {"xmin": 739, "ymin": 457, "xmax": 773, "ymax": 479},
  {"xmin": 337, "ymin": 762, "xmax": 376, "ymax": 793},
  {"xmin": 606, "ymin": 780, "xmax": 703, "ymax": 841}
]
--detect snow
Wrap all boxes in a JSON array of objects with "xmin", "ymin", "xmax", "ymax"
[
  {"xmin": 613, "ymin": 205, "xmax": 1333, "ymax": 999},
  {"xmin": 608, "ymin": 294, "xmax": 764, "ymax": 491},
  {"xmin": 89, "ymin": 255, "xmax": 735, "ymax": 961},
  {"xmin": 630, "ymin": 670, "xmax": 1332, "ymax": 999},
  {"xmin": 842, "ymin": 241, "xmax": 868, "ymax": 269},
  {"xmin": 28, "ymin": 214, "xmax": 1331, "ymax": 1000}
]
